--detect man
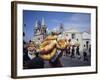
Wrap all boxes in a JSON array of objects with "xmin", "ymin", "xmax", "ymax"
[
  {"xmin": 70, "ymin": 45, "xmax": 75, "ymax": 58},
  {"xmin": 49, "ymin": 38, "xmax": 67, "ymax": 67},
  {"xmin": 24, "ymin": 41, "xmax": 44, "ymax": 69},
  {"xmin": 24, "ymin": 52, "xmax": 44, "ymax": 69},
  {"xmin": 89, "ymin": 45, "xmax": 91, "ymax": 54},
  {"xmin": 66, "ymin": 39, "xmax": 71, "ymax": 56},
  {"xmin": 75, "ymin": 39, "xmax": 81, "ymax": 59},
  {"xmin": 83, "ymin": 45, "xmax": 88, "ymax": 61}
]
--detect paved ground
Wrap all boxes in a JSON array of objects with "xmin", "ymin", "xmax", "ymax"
[{"xmin": 44, "ymin": 52, "xmax": 91, "ymax": 68}]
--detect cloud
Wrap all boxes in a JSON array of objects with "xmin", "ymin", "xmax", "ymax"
[
  {"xmin": 63, "ymin": 22, "xmax": 90, "ymax": 33},
  {"xmin": 63, "ymin": 13, "xmax": 91, "ymax": 33},
  {"xmin": 69, "ymin": 13, "xmax": 90, "ymax": 23}
]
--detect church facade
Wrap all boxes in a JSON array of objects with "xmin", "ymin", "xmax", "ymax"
[{"xmin": 32, "ymin": 18, "xmax": 47, "ymax": 44}]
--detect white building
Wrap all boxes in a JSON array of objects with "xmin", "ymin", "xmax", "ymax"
[
  {"xmin": 61, "ymin": 28, "xmax": 91, "ymax": 51},
  {"xmin": 82, "ymin": 32, "xmax": 91, "ymax": 47}
]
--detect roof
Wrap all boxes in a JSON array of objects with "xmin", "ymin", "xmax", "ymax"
[{"xmin": 64, "ymin": 27, "xmax": 82, "ymax": 33}]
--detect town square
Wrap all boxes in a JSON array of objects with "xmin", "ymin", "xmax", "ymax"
[{"xmin": 23, "ymin": 10, "xmax": 91, "ymax": 69}]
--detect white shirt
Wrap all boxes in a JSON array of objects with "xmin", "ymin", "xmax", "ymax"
[
  {"xmin": 83, "ymin": 47, "xmax": 87, "ymax": 53},
  {"xmin": 28, "ymin": 51, "xmax": 36, "ymax": 60}
]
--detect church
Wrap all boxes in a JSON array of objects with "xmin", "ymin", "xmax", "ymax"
[{"xmin": 32, "ymin": 18, "xmax": 47, "ymax": 44}]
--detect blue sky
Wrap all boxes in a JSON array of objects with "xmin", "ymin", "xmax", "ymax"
[{"xmin": 23, "ymin": 10, "xmax": 91, "ymax": 42}]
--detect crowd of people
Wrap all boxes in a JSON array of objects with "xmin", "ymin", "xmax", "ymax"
[{"xmin": 23, "ymin": 32, "xmax": 91, "ymax": 69}]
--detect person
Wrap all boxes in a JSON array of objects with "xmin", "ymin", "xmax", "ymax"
[
  {"xmin": 75, "ymin": 39, "xmax": 80, "ymax": 55},
  {"xmin": 74, "ymin": 39, "xmax": 81, "ymax": 59},
  {"xmin": 27, "ymin": 41, "xmax": 36, "ymax": 60},
  {"xmin": 76, "ymin": 46, "xmax": 80, "ymax": 55},
  {"xmin": 38, "ymin": 32, "xmax": 66, "ymax": 67},
  {"xmin": 23, "ymin": 42, "xmax": 30, "ymax": 66},
  {"xmin": 66, "ymin": 39, "xmax": 71, "ymax": 56},
  {"xmin": 24, "ymin": 41, "xmax": 44, "ymax": 69},
  {"xmin": 76, "ymin": 45, "xmax": 81, "ymax": 59},
  {"xmin": 49, "ymin": 49, "xmax": 63, "ymax": 67},
  {"xmin": 70, "ymin": 45, "xmax": 75, "ymax": 58},
  {"xmin": 65, "ymin": 46, "xmax": 69, "ymax": 56},
  {"xmin": 83, "ymin": 45, "xmax": 88, "ymax": 61},
  {"xmin": 38, "ymin": 32, "xmax": 57, "ymax": 61},
  {"xmin": 89, "ymin": 44, "xmax": 91, "ymax": 54},
  {"xmin": 86, "ymin": 41, "xmax": 89, "ymax": 49},
  {"xmin": 25, "ymin": 52, "xmax": 44, "ymax": 69},
  {"xmin": 38, "ymin": 32, "xmax": 62, "ymax": 67},
  {"xmin": 57, "ymin": 33, "xmax": 67, "ymax": 55},
  {"xmin": 49, "ymin": 38, "xmax": 66, "ymax": 67},
  {"xmin": 23, "ymin": 32, "xmax": 30, "ymax": 68}
]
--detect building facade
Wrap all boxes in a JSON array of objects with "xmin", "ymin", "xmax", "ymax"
[
  {"xmin": 61, "ymin": 28, "xmax": 91, "ymax": 52},
  {"xmin": 32, "ymin": 18, "xmax": 47, "ymax": 45}
]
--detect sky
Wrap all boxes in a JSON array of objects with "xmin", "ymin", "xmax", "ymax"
[{"xmin": 23, "ymin": 10, "xmax": 91, "ymax": 42}]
